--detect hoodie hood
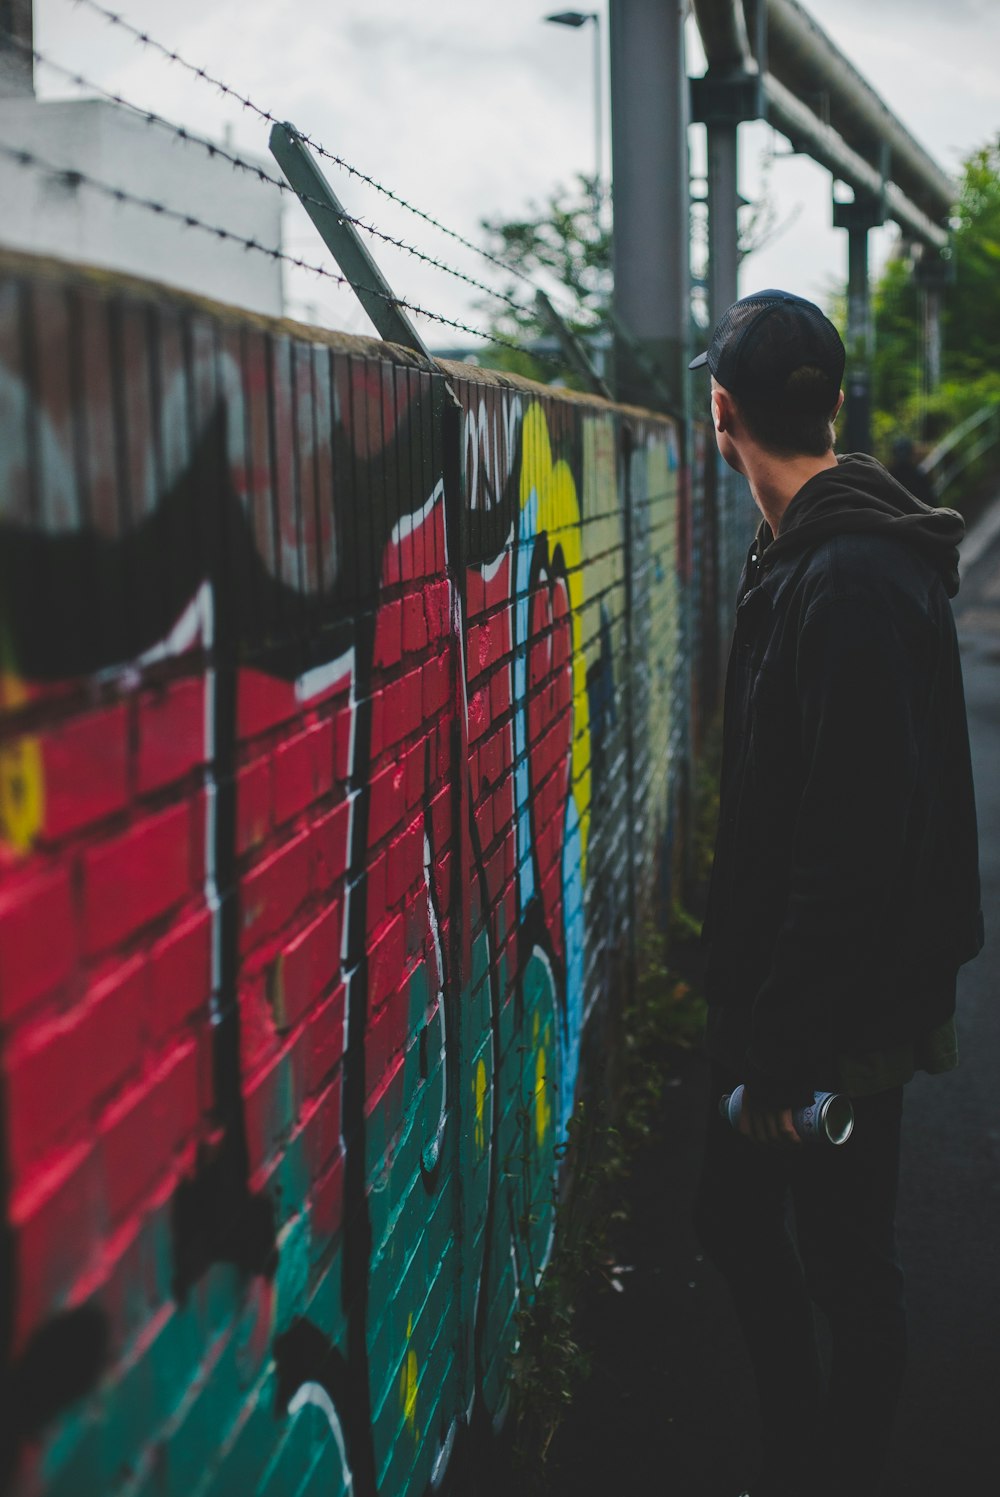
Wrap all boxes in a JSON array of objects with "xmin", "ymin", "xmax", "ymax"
[{"xmin": 758, "ymin": 452, "xmax": 966, "ymax": 597}]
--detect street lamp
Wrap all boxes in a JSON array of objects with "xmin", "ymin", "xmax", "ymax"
[{"xmin": 544, "ymin": 11, "xmax": 603, "ymax": 210}]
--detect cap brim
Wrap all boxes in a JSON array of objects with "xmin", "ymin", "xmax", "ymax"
[{"xmin": 688, "ymin": 350, "xmax": 709, "ymax": 370}]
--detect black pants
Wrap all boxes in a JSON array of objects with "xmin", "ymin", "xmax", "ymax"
[{"xmin": 695, "ymin": 1062, "xmax": 906, "ymax": 1497}]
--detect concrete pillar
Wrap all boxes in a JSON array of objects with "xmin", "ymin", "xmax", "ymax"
[
  {"xmin": 846, "ymin": 222, "xmax": 872, "ymax": 452},
  {"xmin": 833, "ymin": 191, "xmax": 884, "ymax": 453},
  {"xmin": 706, "ymin": 121, "xmax": 740, "ymax": 329},
  {"xmin": 689, "ymin": 46, "xmax": 765, "ymax": 708},
  {"xmin": 609, "ymin": 0, "xmax": 690, "ymax": 411}
]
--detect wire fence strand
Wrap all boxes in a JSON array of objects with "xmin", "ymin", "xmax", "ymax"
[
  {"xmin": 1, "ymin": 140, "xmax": 569, "ymax": 367},
  {"xmin": 68, "ymin": 0, "xmax": 583, "ymax": 315},
  {"xmin": 23, "ymin": 36, "xmax": 542, "ymax": 326}
]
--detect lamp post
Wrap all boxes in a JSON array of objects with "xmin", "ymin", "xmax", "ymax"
[{"xmin": 544, "ymin": 11, "xmax": 603, "ymax": 210}]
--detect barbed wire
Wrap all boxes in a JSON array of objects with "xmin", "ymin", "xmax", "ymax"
[
  {"xmin": 22, "ymin": 35, "xmax": 546, "ymax": 328},
  {"xmin": 0, "ymin": 140, "xmax": 570, "ymax": 368},
  {"xmin": 68, "ymin": 0, "xmax": 584, "ymax": 316}
]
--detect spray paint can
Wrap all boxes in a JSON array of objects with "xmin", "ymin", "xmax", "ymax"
[{"xmin": 719, "ymin": 1084, "xmax": 854, "ymax": 1145}]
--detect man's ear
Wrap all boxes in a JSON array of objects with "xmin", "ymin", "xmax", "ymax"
[
  {"xmin": 833, "ymin": 388, "xmax": 845, "ymax": 419},
  {"xmin": 712, "ymin": 388, "xmax": 733, "ymax": 433}
]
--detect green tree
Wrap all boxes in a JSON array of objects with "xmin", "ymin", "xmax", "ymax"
[
  {"xmin": 872, "ymin": 134, "xmax": 1000, "ymax": 461},
  {"xmin": 476, "ymin": 160, "xmax": 785, "ymax": 389},
  {"xmin": 477, "ymin": 174, "xmax": 610, "ymax": 385},
  {"xmin": 871, "ymin": 253, "xmax": 921, "ymax": 423},
  {"xmin": 945, "ymin": 136, "xmax": 1000, "ymax": 381}
]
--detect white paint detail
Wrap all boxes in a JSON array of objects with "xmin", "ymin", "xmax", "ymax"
[
  {"xmin": 503, "ymin": 395, "xmax": 524, "ymax": 468},
  {"xmin": 530, "ymin": 943, "xmax": 557, "ymax": 1004},
  {"xmin": 203, "ymin": 667, "xmax": 216, "ymax": 766},
  {"xmin": 340, "ymin": 992, "xmax": 351, "ymax": 1077},
  {"xmin": 430, "ymin": 1418, "xmax": 458, "ymax": 1489},
  {"xmin": 136, "ymin": 581, "xmax": 215, "ymax": 668},
  {"xmin": 464, "ymin": 392, "xmax": 522, "ymax": 513},
  {"xmin": 390, "ymin": 477, "xmax": 445, "ymax": 547},
  {"xmin": 424, "ymin": 833, "xmax": 445, "ymax": 996},
  {"xmin": 207, "ymin": 917, "xmax": 223, "ymax": 1021},
  {"xmin": 286, "ymin": 1383, "xmax": 354, "ymax": 1492},
  {"xmin": 464, "ymin": 404, "xmax": 483, "ymax": 511},
  {"xmin": 582, "ymin": 984, "xmax": 603, "ymax": 1027},
  {"xmin": 340, "ymin": 885, "xmax": 353, "ymax": 970},
  {"xmin": 537, "ymin": 1216, "xmax": 556, "ymax": 1284},
  {"xmin": 294, "ymin": 647, "xmax": 354, "ymax": 705},
  {"xmin": 340, "ymin": 791, "xmax": 359, "ymax": 964},
  {"xmin": 92, "ymin": 582, "xmax": 213, "ymax": 692},
  {"xmin": 203, "ymin": 781, "xmax": 220, "ymax": 979},
  {"xmin": 423, "ymin": 831, "xmax": 448, "ymax": 1170},
  {"xmin": 481, "ymin": 528, "xmax": 514, "ymax": 582},
  {"xmin": 345, "ymin": 694, "xmax": 357, "ymax": 790}
]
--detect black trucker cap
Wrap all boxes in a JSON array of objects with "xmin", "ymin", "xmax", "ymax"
[{"xmin": 689, "ymin": 289, "xmax": 845, "ymax": 406}]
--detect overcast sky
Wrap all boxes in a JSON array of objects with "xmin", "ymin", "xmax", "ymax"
[{"xmin": 32, "ymin": 0, "xmax": 1000, "ymax": 351}]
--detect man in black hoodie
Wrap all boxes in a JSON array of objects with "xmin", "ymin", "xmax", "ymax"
[{"xmin": 689, "ymin": 291, "xmax": 982, "ymax": 1497}]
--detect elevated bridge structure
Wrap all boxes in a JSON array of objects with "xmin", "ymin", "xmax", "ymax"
[{"xmin": 610, "ymin": 0, "xmax": 956, "ymax": 454}]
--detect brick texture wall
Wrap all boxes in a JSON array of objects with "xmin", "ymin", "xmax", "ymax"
[{"xmin": 0, "ymin": 252, "xmax": 720, "ymax": 1497}]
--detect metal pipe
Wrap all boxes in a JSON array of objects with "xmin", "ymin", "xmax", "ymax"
[
  {"xmin": 691, "ymin": 1, "xmax": 952, "ymax": 248},
  {"xmin": 690, "ymin": 0, "xmax": 753, "ymax": 72},
  {"xmin": 763, "ymin": 75, "xmax": 948, "ymax": 250},
  {"xmin": 765, "ymin": 0, "xmax": 954, "ymax": 221},
  {"xmin": 844, "ymin": 223, "xmax": 872, "ymax": 451}
]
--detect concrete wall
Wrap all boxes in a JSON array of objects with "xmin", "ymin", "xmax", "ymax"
[
  {"xmin": 0, "ymin": 99, "xmax": 283, "ymax": 316},
  {"xmin": 0, "ymin": 250, "xmax": 713, "ymax": 1497}
]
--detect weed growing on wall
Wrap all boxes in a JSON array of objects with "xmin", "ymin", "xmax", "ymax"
[
  {"xmin": 500, "ymin": 911, "xmax": 707, "ymax": 1490},
  {"xmin": 494, "ymin": 725, "xmax": 724, "ymax": 1491}
]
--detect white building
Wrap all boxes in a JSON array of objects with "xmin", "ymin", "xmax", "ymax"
[{"xmin": 0, "ymin": 2, "xmax": 284, "ymax": 316}]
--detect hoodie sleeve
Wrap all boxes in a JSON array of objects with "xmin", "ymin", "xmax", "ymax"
[{"xmin": 743, "ymin": 591, "xmax": 925, "ymax": 1106}]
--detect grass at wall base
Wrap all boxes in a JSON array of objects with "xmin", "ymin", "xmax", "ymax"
[
  {"xmin": 490, "ymin": 724, "xmax": 720, "ymax": 1491},
  {"xmin": 496, "ymin": 908, "xmax": 707, "ymax": 1493}
]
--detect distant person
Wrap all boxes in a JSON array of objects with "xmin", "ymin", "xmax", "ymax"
[
  {"xmin": 888, "ymin": 434, "xmax": 936, "ymax": 506},
  {"xmin": 689, "ymin": 290, "xmax": 983, "ymax": 1497}
]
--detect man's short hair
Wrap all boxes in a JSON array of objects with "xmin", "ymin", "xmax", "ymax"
[{"xmin": 734, "ymin": 366, "xmax": 840, "ymax": 457}]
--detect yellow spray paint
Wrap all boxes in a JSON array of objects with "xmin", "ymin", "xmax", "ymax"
[
  {"xmin": 531, "ymin": 1010, "xmax": 552, "ymax": 1149},
  {"xmin": 0, "ymin": 662, "xmax": 44, "ymax": 853},
  {"xmin": 534, "ymin": 1044, "xmax": 551, "ymax": 1150},
  {"xmin": 400, "ymin": 1313, "xmax": 420, "ymax": 1441},
  {"xmin": 474, "ymin": 1057, "xmax": 487, "ymax": 1155},
  {"xmin": 519, "ymin": 403, "xmax": 591, "ymax": 881}
]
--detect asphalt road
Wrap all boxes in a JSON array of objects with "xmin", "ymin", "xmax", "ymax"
[{"xmin": 533, "ymin": 496, "xmax": 1000, "ymax": 1497}]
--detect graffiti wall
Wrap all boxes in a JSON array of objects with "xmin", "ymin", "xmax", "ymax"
[{"xmin": 0, "ymin": 254, "xmax": 692, "ymax": 1497}]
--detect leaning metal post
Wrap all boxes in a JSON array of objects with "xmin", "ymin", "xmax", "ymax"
[
  {"xmin": 535, "ymin": 289, "xmax": 613, "ymax": 400},
  {"xmin": 269, "ymin": 120, "xmax": 435, "ymax": 361}
]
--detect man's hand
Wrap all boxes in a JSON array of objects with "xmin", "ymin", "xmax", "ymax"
[{"xmin": 737, "ymin": 1097, "xmax": 801, "ymax": 1146}]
